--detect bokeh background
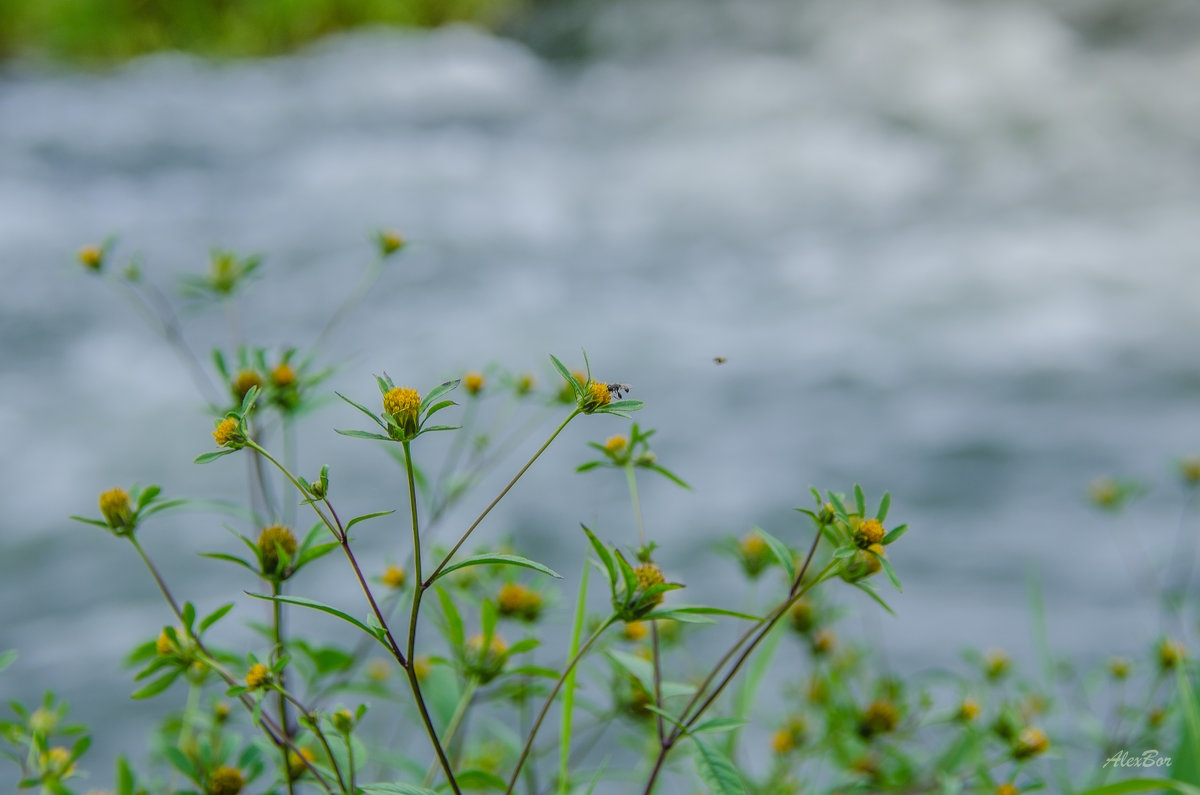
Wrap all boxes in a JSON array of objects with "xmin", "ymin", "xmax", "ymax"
[{"xmin": 4, "ymin": 0, "xmax": 1200, "ymax": 785}]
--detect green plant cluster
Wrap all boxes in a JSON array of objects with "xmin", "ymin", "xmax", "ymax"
[
  {"xmin": 2, "ymin": 237, "xmax": 1200, "ymax": 795},
  {"xmin": 0, "ymin": 0, "xmax": 521, "ymax": 64}
]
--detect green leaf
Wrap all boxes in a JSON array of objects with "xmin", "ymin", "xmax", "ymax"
[
  {"xmin": 602, "ymin": 399, "xmax": 644, "ymax": 413},
  {"xmin": 853, "ymin": 484, "xmax": 866, "ymax": 516},
  {"xmin": 116, "ymin": 755, "xmax": 135, "ymax": 795},
  {"xmin": 198, "ymin": 552, "xmax": 258, "ymax": 574},
  {"xmin": 135, "ymin": 485, "xmax": 161, "ymax": 509},
  {"xmin": 455, "ymin": 769, "xmax": 508, "ymax": 791},
  {"xmin": 576, "ymin": 461, "xmax": 604, "ymax": 473},
  {"xmin": 0, "ymin": 650, "xmax": 14, "ymax": 673},
  {"xmin": 646, "ymin": 464, "xmax": 691, "ymax": 489},
  {"xmin": 139, "ymin": 499, "xmax": 187, "ymax": 520},
  {"xmin": 752, "ymin": 527, "xmax": 795, "ymax": 582},
  {"xmin": 851, "ymin": 581, "xmax": 896, "ymax": 616},
  {"xmin": 549, "ymin": 354, "xmax": 580, "ymax": 397},
  {"xmin": 690, "ymin": 735, "xmax": 747, "ymax": 795},
  {"xmin": 877, "ymin": 554, "xmax": 902, "ymax": 592},
  {"xmin": 607, "ymin": 650, "xmax": 695, "ymax": 700},
  {"xmin": 579, "ymin": 524, "xmax": 617, "ymax": 590},
  {"xmin": 418, "ymin": 425, "xmax": 460, "ymax": 434},
  {"xmin": 1174, "ymin": 665, "xmax": 1200, "ymax": 785},
  {"xmin": 612, "ymin": 549, "xmax": 638, "ymax": 602},
  {"xmin": 875, "ymin": 491, "xmax": 891, "ymax": 522},
  {"xmin": 561, "ymin": 561, "xmax": 591, "ymax": 792},
  {"xmin": 421, "ymin": 379, "xmax": 460, "ymax": 411},
  {"xmin": 297, "ymin": 542, "xmax": 339, "ymax": 568},
  {"xmin": 435, "ymin": 587, "xmax": 464, "ymax": 650},
  {"xmin": 423, "ymin": 399, "xmax": 457, "ymax": 419},
  {"xmin": 644, "ymin": 605, "xmax": 760, "ymax": 623},
  {"xmin": 346, "ymin": 510, "xmax": 395, "ymax": 531},
  {"xmin": 245, "ymin": 593, "xmax": 384, "ymax": 644},
  {"xmin": 691, "ymin": 717, "xmax": 746, "ymax": 736},
  {"xmin": 334, "ymin": 429, "xmax": 394, "ymax": 442},
  {"xmin": 336, "ymin": 392, "xmax": 387, "ymax": 429},
  {"xmin": 424, "ymin": 665, "xmax": 461, "ymax": 728},
  {"xmin": 194, "ymin": 450, "xmax": 236, "ymax": 464},
  {"xmin": 435, "ymin": 553, "xmax": 561, "ymax": 582},
  {"xmin": 69, "ymin": 515, "xmax": 111, "ymax": 528},
  {"xmin": 181, "ymin": 602, "xmax": 196, "ymax": 633},
  {"xmin": 360, "ymin": 785, "xmax": 439, "ymax": 795},
  {"xmin": 131, "ymin": 670, "xmax": 181, "ymax": 699},
  {"xmin": 198, "ymin": 603, "xmax": 235, "ymax": 633},
  {"xmin": 882, "ymin": 523, "xmax": 909, "ymax": 545}
]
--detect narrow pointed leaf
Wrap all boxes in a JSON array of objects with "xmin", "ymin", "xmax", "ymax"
[
  {"xmin": 334, "ymin": 429, "xmax": 393, "ymax": 441},
  {"xmin": 346, "ymin": 510, "xmax": 395, "ymax": 531},
  {"xmin": 875, "ymin": 492, "xmax": 891, "ymax": 522},
  {"xmin": 195, "ymin": 450, "xmax": 236, "ymax": 464},
  {"xmin": 199, "ymin": 603, "xmax": 235, "ymax": 632},
  {"xmin": 245, "ymin": 593, "xmax": 382, "ymax": 643},
  {"xmin": 752, "ymin": 527, "xmax": 794, "ymax": 582},
  {"xmin": 435, "ymin": 553, "xmax": 561, "ymax": 582},
  {"xmin": 882, "ymin": 523, "xmax": 909, "ymax": 545},
  {"xmin": 690, "ymin": 735, "xmax": 747, "ymax": 795},
  {"xmin": 336, "ymin": 392, "xmax": 387, "ymax": 429},
  {"xmin": 579, "ymin": 524, "xmax": 617, "ymax": 587}
]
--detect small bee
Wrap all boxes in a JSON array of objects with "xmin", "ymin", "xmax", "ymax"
[
  {"xmin": 606, "ymin": 382, "xmax": 632, "ymax": 399},
  {"xmin": 713, "ymin": 356, "xmax": 727, "ymax": 365}
]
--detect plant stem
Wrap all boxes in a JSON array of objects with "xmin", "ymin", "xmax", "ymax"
[
  {"xmin": 126, "ymin": 536, "xmax": 339, "ymax": 793},
  {"xmin": 557, "ymin": 562, "xmax": 590, "ymax": 795},
  {"xmin": 272, "ymin": 579, "xmax": 296, "ymax": 795},
  {"xmin": 641, "ymin": 529, "xmax": 831, "ymax": 795},
  {"xmin": 504, "ymin": 616, "xmax": 616, "ymax": 795},
  {"xmin": 401, "ymin": 440, "xmax": 464, "ymax": 795},
  {"xmin": 426, "ymin": 409, "xmax": 580, "ymax": 586},
  {"xmin": 247, "ymin": 440, "xmax": 408, "ymax": 665}
]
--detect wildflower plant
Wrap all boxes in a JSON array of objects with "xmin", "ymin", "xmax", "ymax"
[{"xmin": 4, "ymin": 234, "xmax": 1197, "ymax": 795}]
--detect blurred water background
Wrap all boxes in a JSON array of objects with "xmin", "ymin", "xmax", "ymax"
[{"xmin": 4, "ymin": 0, "xmax": 1200, "ymax": 785}]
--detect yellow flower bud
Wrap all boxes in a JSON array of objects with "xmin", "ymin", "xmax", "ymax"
[{"xmin": 98, "ymin": 487, "xmax": 132, "ymax": 530}]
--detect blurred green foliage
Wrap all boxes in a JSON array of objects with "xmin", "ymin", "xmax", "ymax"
[{"xmin": 0, "ymin": 0, "xmax": 522, "ymax": 64}]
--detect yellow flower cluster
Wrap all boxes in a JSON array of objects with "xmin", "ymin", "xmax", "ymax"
[
  {"xmin": 463, "ymin": 371, "xmax": 485, "ymax": 395},
  {"xmin": 382, "ymin": 565, "xmax": 406, "ymax": 589},
  {"xmin": 853, "ymin": 518, "xmax": 886, "ymax": 548},
  {"xmin": 383, "ymin": 387, "xmax": 420, "ymax": 418},
  {"xmin": 497, "ymin": 582, "xmax": 542, "ymax": 622},
  {"xmin": 245, "ymin": 663, "xmax": 270, "ymax": 689},
  {"xmin": 213, "ymin": 417, "xmax": 241, "ymax": 448},
  {"xmin": 207, "ymin": 766, "xmax": 244, "ymax": 795},
  {"xmin": 258, "ymin": 524, "xmax": 297, "ymax": 576}
]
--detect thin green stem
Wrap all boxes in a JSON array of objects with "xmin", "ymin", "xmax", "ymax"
[
  {"xmin": 557, "ymin": 562, "xmax": 590, "ymax": 795},
  {"xmin": 112, "ymin": 277, "xmax": 221, "ymax": 406},
  {"xmin": 247, "ymin": 440, "xmax": 407, "ymax": 664},
  {"xmin": 641, "ymin": 529, "xmax": 831, "ymax": 795},
  {"xmin": 401, "ymin": 440, "xmax": 463, "ymax": 795},
  {"xmin": 504, "ymin": 615, "xmax": 616, "ymax": 795},
  {"xmin": 427, "ymin": 409, "xmax": 580, "ymax": 586},
  {"xmin": 126, "ymin": 536, "xmax": 338, "ymax": 794},
  {"xmin": 271, "ymin": 579, "xmax": 296, "ymax": 795}
]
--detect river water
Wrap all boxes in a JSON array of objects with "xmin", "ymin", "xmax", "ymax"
[{"xmin": 3, "ymin": 0, "xmax": 1200, "ymax": 787}]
